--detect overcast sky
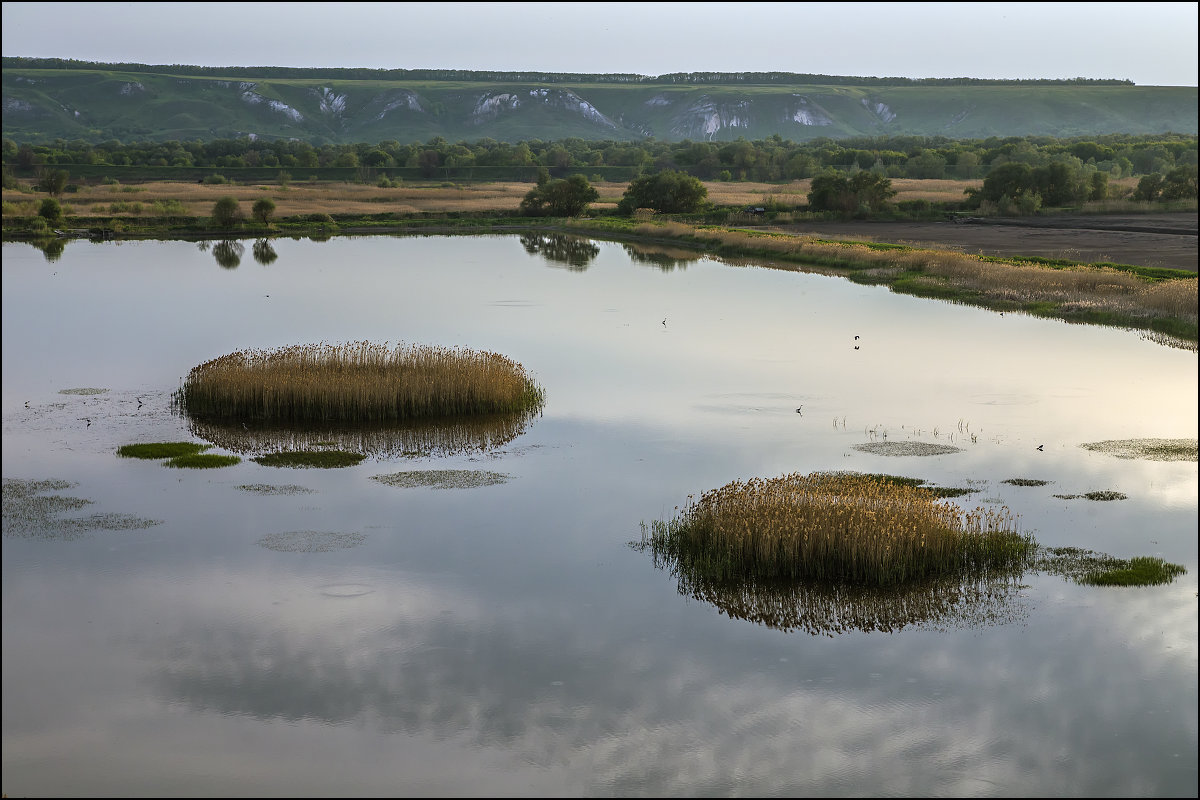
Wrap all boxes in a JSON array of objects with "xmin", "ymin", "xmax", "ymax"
[{"xmin": 2, "ymin": 2, "xmax": 1197, "ymax": 86}]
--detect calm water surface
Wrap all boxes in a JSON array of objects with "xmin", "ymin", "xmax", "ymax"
[{"xmin": 3, "ymin": 235, "xmax": 1196, "ymax": 796}]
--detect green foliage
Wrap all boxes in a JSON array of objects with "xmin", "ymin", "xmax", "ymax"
[
  {"xmin": 117, "ymin": 441, "xmax": 208, "ymax": 459},
  {"xmin": 251, "ymin": 197, "xmax": 276, "ymax": 225},
  {"xmin": 617, "ymin": 170, "xmax": 708, "ymax": 214},
  {"xmin": 807, "ymin": 170, "xmax": 896, "ymax": 213},
  {"xmin": 202, "ymin": 173, "xmax": 229, "ymax": 185},
  {"xmin": 251, "ymin": 451, "xmax": 367, "ymax": 468},
  {"xmin": 36, "ymin": 168, "xmax": 69, "ymax": 196},
  {"xmin": 210, "ymin": 196, "xmax": 243, "ymax": 228},
  {"xmin": 37, "ymin": 197, "xmax": 62, "ymax": 224},
  {"xmin": 1160, "ymin": 164, "xmax": 1198, "ymax": 200},
  {"xmin": 1080, "ymin": 556, "xmax": 1186, "ymax": 586},
  {"xmin": 165, "ymin": 453, "xmax": 241, "ymax": 469},
  {"xmin": 519, "ymin": 174, "xmax": 599, "ymax": 217}
]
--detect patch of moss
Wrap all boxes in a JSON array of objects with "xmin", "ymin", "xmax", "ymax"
[
  {"xmin": 118, "ymin": 441, "xmax": 208, "ymax": 459},
  {"xmin": 166, "ymin": 453, "xmax": 241, "ymax": 469},
  {"xmin": 252, "ymin": 450, "xmax": 366, "ymax": 468}
]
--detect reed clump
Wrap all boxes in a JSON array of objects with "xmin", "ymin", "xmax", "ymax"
[
  {"xmin": 177, "ymin": 341, "xmax": 545, "ymax": 424},
  {"xmin": 642, "ymin": 471, "xmax": 1031, "ymax": 587}
]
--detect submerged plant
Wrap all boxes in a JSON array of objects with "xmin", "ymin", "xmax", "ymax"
[
  {"xmin": 1036, "ymin": 547, "xmax": 1187, "ymax": 586},
  {"xmin": 640, "ymin": 471, "xmax": 1031, "ymax": 587},
  {"xmin": 252, "ymin": 450, "xmax": 366, "ymax": 468},
  {"xmin": 118, "ymin": 441, "xmax": 209, "ymax": 459},
  {"xmin": 176, "ymin": 341, "xmax": 545, "ymax": 424},
  {"xmin": 165, "ymin": 453, "xmax": 241, "ymax": 469}
]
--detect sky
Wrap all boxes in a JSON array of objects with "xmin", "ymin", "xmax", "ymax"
[{"xmin": 2, "ymin": 2, "xmax": 1197, "ymax": 86}]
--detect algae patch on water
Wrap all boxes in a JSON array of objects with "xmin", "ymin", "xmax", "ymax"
[
  {"xmin": 236, "ymin": 483, "xmax": 316, "ymax": 495},
  {"xmin": 166, "ymin": 453, "xmax": 241, "ymax": 469},
  {"xmin": 257, "ymin": 530, "xmax": 366, "ymax": 552},
  {"xmin": 252, "ymin": 450, "xmax": 367, "ymax": 468},
  {"xmin": 853, "ymin": 441, "xmax": 963, "ymax": 457},
  {"xmin": 1053, "ymin": 490, "xmax": 1128, "ymax": 501},
  {"xmin": 118, "ymin": 441, "xmax": 209, "ymax": 459},
  {"xmin": 58, "ymin": 387, "xmax": 108, "ymax": 396},
  {"xmin": 2, "ymin": 477, "xmax": 161, "ymax": 540},
  {"xmin": 1036, "ymin": 547, "xmax": 1186, "ymax": 586},
  {"xmin": 370, "ymin": 469, "xmax": 512, "ymax": 489},
  {"xmin": 1080, "ymin": 438, "xmax": 1198, "ymax": 462},
  {"xmin": 1002, "ymin": 478, "xmax": 1052, "ymax": 487}
]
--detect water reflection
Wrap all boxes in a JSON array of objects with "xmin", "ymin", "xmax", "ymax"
[
  {"xmin": 519, "ymin": 232, "xmax": 600, "ymax": 270},
  {"xmin": 670, "ymin": 568, "xmax": 1028, "ymax": 636},
  {"xmin": 186, "ymin": 409, "xmax": 540, "ymax": 459},
  {"xmin": 621, "ymin": 241, "xmax": 702, "ymax": 271},
  {"xmin": 28, "ymin": 236, "xmax": 67, "ymax": 262},
  {"xmin": 211, "ymin": 239, "xmax": 244, "ymax": 269},
  {"xmin": 252, "ymin": 238, "xmax": 278, "ymax": 266}
]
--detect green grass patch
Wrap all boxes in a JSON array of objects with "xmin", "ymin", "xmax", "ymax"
[
  {"xmin": 252, "ymin": 450, "xmax": 367, "ymax": 468},
  {"xmin": 165, "ymin": 453, "xmax": 241, "ymax": 469},
  {"xmin": 117, "ymin": 441, "xmax": 208, "ymax": 459},
  {"xmin": 1080, "ymin": 556, "xmax": 1187, "ymax": 586}
]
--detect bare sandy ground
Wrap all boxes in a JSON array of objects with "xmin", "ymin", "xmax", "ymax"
[{"xmin": 769, "ymin": 213, "xmax": 1198, "ymax": 272}]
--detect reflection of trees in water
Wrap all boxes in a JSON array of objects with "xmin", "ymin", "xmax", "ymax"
[
  {"xmin": 621, "ymin": 242, "xmax": 702, "ymax": 272},
  {"xmin": 211, "ymin": 239, "xmax": 244, "ymax": 269},
  {"xmin": 29, "ymin": 237, "xmax": 67, "ymax": 262},
  {"xmin": 519, "ymin": 233, "xmax": 600, "ymax": 270},
  {"xmin": 186, "ymin": 409, "xmax": 539, "ymax": 459},
  {"xmin": 252, "ymin": 238, "xmax": 278, "ymax": 265}
]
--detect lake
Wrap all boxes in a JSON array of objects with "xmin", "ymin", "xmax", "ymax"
[{"xmin": 3, "ymin": 233, "xmax": 1196, "ymax": 796}]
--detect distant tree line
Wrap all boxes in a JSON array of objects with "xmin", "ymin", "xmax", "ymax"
[
  {"xmin": 0, "ymin": 57, "xmax": 1136, "ymax": 86},
  {"xmin": 5, "ymin": 132, "xmax": 1194, "ymax": 185}
]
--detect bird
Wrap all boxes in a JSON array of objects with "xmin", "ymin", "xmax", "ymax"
[
  {"xmin": 136, "ymin": 397, "xmax": 144, "ymax": 408},
  {"xmin": 83, "ymin": 418, "xmax": 91, "ymax": 428},
  {"xmin": 1037, "ymin": 444, "xmax": 1044, "ymax": 451},
  {"xmin": 854, "ymin": 335, "xmax": 860, "ymax": 340},
  {"xmin": 854, "ymin": 345, "xmax": 860, "ymax": 350},
  {"xmin": 24, "ymin": 401, "xmax": 29, "ymax": 408},
  {"xmin": 662, "ymin": 318, "xmax": 667, "ymax": 326}
]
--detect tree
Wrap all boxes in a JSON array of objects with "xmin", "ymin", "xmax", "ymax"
[
  {"xmin": 806, "ymin": 171, "xmax": 854, "ymax": 212},
  {"xmin": 37, "ymin": 168, "xmax": 69, "ymax": 196},
  {"xmin": 211, "ymin": 196, "xmax": 243, "ymax": 229},
  {"xmin": 978, "ymin": 162, "xmax": 1035, "ymax": 203},
  {"xmin": 847, "ymin": 171, "xmax": 896, "ymax": 211},
  {"xmin": 252, "ymin": 197, "xmax": 276, "ymax": 226},
  {"xmin": 1160, "ymin": 165, "xmax": 1198, "ymax": 200},
  {"xmin": 1132, "ymin": 173, "xmax": 1164, "ymax": 202},
  {"xmin": 38, "ymin": 197, "xmax": 63, "ymax": 225},
  {"xmin": 519, "ymin": 174, "xmax": 599, "ymax": 217},
  {"xmin": 617, "ymin": 170, "xmax": 708, "ymax": 215}
]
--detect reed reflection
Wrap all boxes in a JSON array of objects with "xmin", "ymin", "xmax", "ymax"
[
  {"xmin": 519, "ymin": 232, "xmax": 599, "ymax": 270},
  {"xmin": 186, "ymin": 409, "xmax": 539, "ymax": 459},
  {"xmin": 669, "ymin": 568, "xmax": 1028, "ymax": 636}
]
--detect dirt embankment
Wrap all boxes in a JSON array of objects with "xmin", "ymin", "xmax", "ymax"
[{"xmin": 770, "ymin": 213, "xmax": 1198, "ymax": 272}]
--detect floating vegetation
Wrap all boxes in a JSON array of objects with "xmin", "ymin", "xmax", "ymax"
[
  {"xmin": 853, "ymin": 441, "xmax": 963, "ymax": 457},
  {"xmin": 1053, "ymin": 491, "xmax": 1128, "ymax": 501},
  {"xmin": 236, "ymin": 484, "xmax": 315, "ymax": 495},
  {"xmin": 58, "ymin": 387, "xmax": 108, "ymax": 396},
  {"xmin": 256, "ymin": 530, "xmax": 366, "ymax": 553},
  {"xmin": 2, "ymin": 477, "xmax": 160, "ymax": 540},
  {"xmin": 176, "ymin": 341, "xmax": 545, "ymax": 424},
  {"xmin": 1003, "ymin": 478, "xmax": 1051, "ymax": 487},
  {"xmin": 165, "ymin": 453, "xmax": 241, "ymax": 469},
  {"xmin": 370, "ymin": 469, "xmax": 512, "ymax": 489},
  {"xmin": 118, "ymin": 441, "xmax": 209, "ymax": 459},
  {"xmin": 1080, "ymin": 438, "xmax": 1198, "ymax": 462},
  {"xmin": 252, "ymin": 450, "xmax": 366, "ymax": 468},
  {"xmin": 639, "ymin": 471, "xmax": 1031, "ymax": 587},
  {"xmin": 1035, "ymin": 547, "xmax": 1187, "ymax": 586},
  {"xmin": 845, "ymin": 472, "xmax": 975, "ymax": 498},
  {"xmin": 186, "ymin": 411, "xmax": 534, "ymax": 459}
]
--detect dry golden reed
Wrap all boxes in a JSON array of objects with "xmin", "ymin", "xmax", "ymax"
[
  {"xmin": 178, "ymin": 341, "xmax": 544, "ymax": 423},
  {"xmin": 643, "ymin": 472, "xmax": 1031, "ymax": 587}
]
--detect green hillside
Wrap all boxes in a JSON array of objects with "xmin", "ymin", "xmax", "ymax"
[{"xmin": 3, "ymin": 61, "xmax": 1196, "ymax": 144}]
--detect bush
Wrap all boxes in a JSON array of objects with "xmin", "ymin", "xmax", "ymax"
[
  {"xmin": 252, "ymin": 197, "xmax": 276, "ymax": 225},
  {"xmin": 519, "ymin": 174, "xmax": 599, "ymax": 217},
  {"xmin": 202, "ymin": 174, "xmax": 230, "ymax": 185},
  {"xmin": 37, "ymin": 197, "xmax": 62, "ymax": 225},
  {"xmin": 617, "ymin": 170, "xmax": 708, "ymax": 215},
  {"xmin": 210, "ymin": 196, "xmax": 243, "ymax": 229}
]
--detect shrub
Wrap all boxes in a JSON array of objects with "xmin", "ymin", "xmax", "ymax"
[
  {"xmin": 202, "ymin": 174, "xmax": 230, "ymax": 185},
  {"xmin": 252, "ymin": 197, "xmax": 276, "ymax": 225},
  {"xmin": 37, "ymin": 197, "xmax": 62, "ymax": 224},
  {"xmin": 211, "ymin": 196, "xmax": 243, "ymax": 228}
]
